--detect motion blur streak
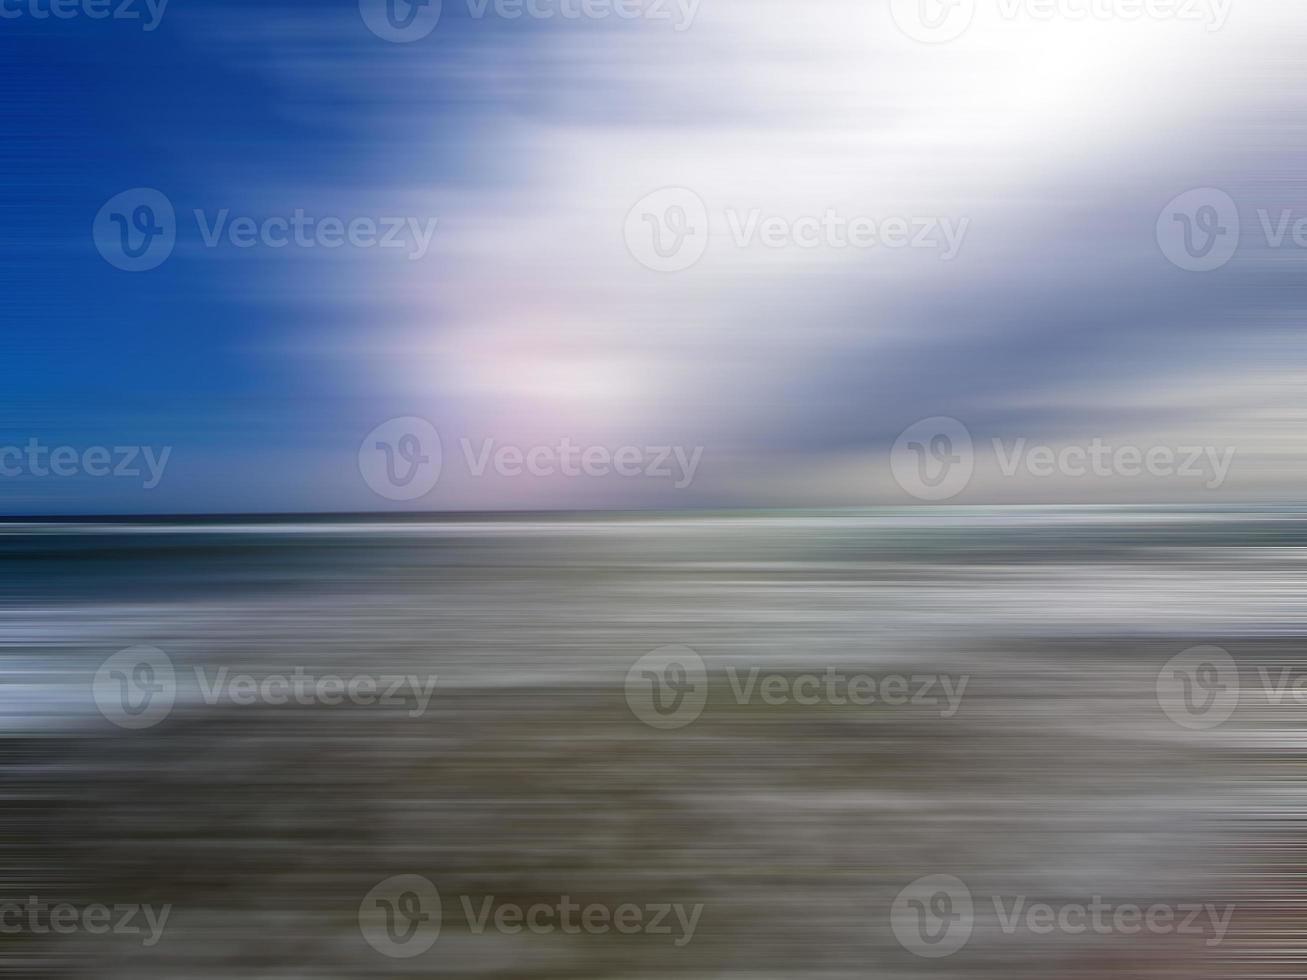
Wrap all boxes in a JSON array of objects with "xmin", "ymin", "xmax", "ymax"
[
  {"xmin": 4, "ymin": 507, "xmax": 1303, "ymax": 977},
  {"xmin": 4, "ymin": 0, "xmax": 1307, "ymax": 974}
]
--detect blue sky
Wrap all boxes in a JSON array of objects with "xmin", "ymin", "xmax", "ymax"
[{"xmin": 2, "ymin": 0, "xmax": 1303, "ymax": 513}]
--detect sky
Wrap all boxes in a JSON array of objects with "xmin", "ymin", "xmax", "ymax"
[{"xmin": 1, "ymin": 0, "xmax": 1304, "ymax": 514}]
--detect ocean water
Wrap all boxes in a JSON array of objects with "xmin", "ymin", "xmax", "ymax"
[{"xmin": 3, "ymin": 508, "xmax": 1304, "ymax": 978}]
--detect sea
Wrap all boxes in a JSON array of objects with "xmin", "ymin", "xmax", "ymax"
[{"xmin": 2, "ymin": 507, "xmax": 1303, "ymax": 978}]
